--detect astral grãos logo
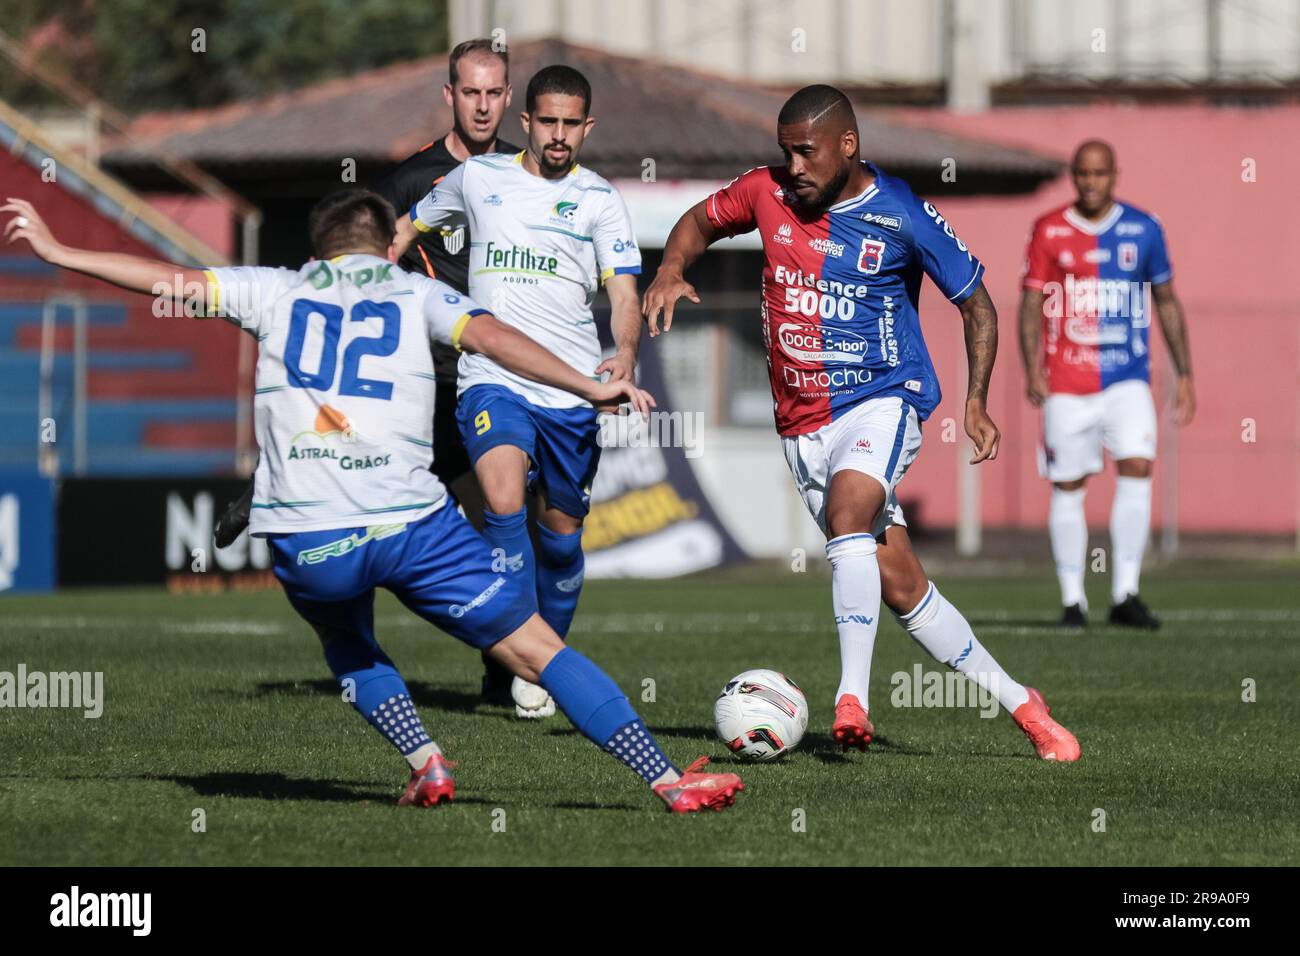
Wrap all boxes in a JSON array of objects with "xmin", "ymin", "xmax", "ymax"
[{"xmin": 288, "ymin": 405, "xmax": 391, "ymax": 472}]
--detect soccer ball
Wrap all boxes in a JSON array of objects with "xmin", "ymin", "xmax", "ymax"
[{"xmin": 714, "ymin": 669, "xmax": 809, "ymax": 760}]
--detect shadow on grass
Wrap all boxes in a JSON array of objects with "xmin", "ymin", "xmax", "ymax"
[
  {"xmin": 696, "ymin": 731, "xmax": 935, "ymax": 765},
  {"xmin": 135, "ymin": 771, "xmax": 498, "ymax": 805},
  {"xmin": 551, "ymin": 801, "xmax": 642, "ymax": 812}
]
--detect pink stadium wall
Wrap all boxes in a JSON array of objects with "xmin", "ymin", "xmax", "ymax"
[{"xmin": 896, "ymin": 104, "xmax": 1299, "ymax": 535}]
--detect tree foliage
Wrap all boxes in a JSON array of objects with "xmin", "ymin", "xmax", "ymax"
[{"xmin": 3, "ymin": 0, "xmax": 449, "ymax": 112}]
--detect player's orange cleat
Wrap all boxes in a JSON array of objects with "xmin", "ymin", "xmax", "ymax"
[
  {"xmin": 832, "ymin": 693, "xmax": 874, "ymax": 752},
  {"xmin": 397, "ymin": 753, "xmax": 456, "ymax": 807},
  {"xmin": 1012, "ymin": 687, "xmax": 1081, "ymax": 762},
  {"xmin": 653, "ymin": 757, "xmax": 744, "ymax": 813}
]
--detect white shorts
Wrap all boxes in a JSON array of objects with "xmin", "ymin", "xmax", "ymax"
[
  {"xmin": 1039, "ymin": 379, "xmax": 1156, "ymax": 483},
  {"xmin": 781, "ymin": 396, "xmax": 923, "ymax": 537}
]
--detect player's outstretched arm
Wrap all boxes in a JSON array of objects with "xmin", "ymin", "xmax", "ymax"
[
  {"xmin": 1018, "ymin": 289, "xmax": 1048, "ymax": 407},
  {"xmin": 1152, "ymin": 280, "xmax": 1195, "ymax": 425},
  {"xmin": 643, "ymin": 200, "xmax": 720, "ymax": 337},
  {"xmin": 596, "ymin": 273, "xmax": 642, "ymax": 382},
  {"xmin": 957, "ymin": 282, "xmax": 1001, "ymax": 464},
  {"xmin": 458, "ymin": 313, "xmax": 657, "ymax": 416},
  {"xmin": 3, "ymin": 199, "xmax": 210, "ymax": 313}
]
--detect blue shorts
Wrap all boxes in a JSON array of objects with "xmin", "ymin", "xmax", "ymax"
[
  {"xmin": 268, "ymin": 504, "xmax": 536, "ymax": 650},
  {"xmin": 457, "ymin": 383, "xmax": 601, "ymax": 518}
]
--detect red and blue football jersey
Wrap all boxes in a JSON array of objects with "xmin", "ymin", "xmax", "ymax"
[
  {"xmin": 706, "ymin": 162, "xmax": 983, "ymax": 437},
  {"xmin": 1022, "ymin": 202, "xmax": 1173, "ymax": 395}
]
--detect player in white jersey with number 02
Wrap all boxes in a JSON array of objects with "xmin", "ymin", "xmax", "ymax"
[
  {"xmin": 3, "ymin": 191, "xmax": 743, "ymax": 814},
  {"xmin": 395, "ymin": 65, "xmax": 643, "ymax": 719}
]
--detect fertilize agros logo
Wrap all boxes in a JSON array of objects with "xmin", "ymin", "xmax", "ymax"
[{"xmin": 777, "ymin": 322, "xmax": 869, "ymax": 364}]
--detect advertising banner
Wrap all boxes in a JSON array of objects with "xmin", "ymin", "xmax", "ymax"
[{"xmin": 0, "ymin": 474, "xmax": 56, "ymax": 593}]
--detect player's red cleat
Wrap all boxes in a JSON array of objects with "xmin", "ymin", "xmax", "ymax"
[
  {"xmin": 397, "ymin": 753, "xmax": 456, "ymax": 807},
  {"xmin": 832, "ymin": 693, "xmax": 874, "ymax": 752},
  {"xmin": 1012, "ymin": 687, "xmax": 1081, "ymax": 762},
  {"xmin": 653, "ymin": 756, "xmax": 744, "ymax": 813}
]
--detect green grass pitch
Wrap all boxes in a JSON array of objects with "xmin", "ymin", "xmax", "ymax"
[{"xmin": 2, "ymin": 562, "xmax": 1297, "ymax": 866}]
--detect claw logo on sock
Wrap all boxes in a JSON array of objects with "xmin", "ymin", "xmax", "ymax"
[{"xmin": 835, "ymin": 614, "xmax": 874, "ymax": 626}]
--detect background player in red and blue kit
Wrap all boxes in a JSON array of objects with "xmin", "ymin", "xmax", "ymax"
[
  {"xmin": 1018, "ymin": 140, "xmax": 1195, "ymax": 631},
  {"xmin": 645, "ymin": 85, "xmax": 1079, "ymax": 762}
]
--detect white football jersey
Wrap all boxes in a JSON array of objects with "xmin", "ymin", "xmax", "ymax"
[
  {"xmin": 205, "ymin": 255, "xmax": 487, "ymax": 535},
  {"xmin": 410, "ymin": 150, "xmax": 641, "ymax": 408}
]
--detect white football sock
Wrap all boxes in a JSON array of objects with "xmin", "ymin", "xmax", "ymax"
[
  {"xmin": 826, "ymin": 533, "xmax": 881, "ymax": 709},
  {"xmin": 1049, "ymin": 486, "xmax": 1089, "ymax": 609},
  {"xmin": 1110, "ymin": 476, "xmax": 1152, "ymax": 604},
  {"xmin": 897, "ymin": 582, "xmax": 1030, "ymax": 713},
  {"xmin": 406, "ymin": 741, "xmax": 443, "ymax": 771}
]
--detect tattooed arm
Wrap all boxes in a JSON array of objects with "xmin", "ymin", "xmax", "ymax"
[
  {"xmin": 1152, "ymin": 280, "xmax": 1195, "ymax": 425},
  {"xmin": 957, "ymin": 283, "xmax": 1001, "ymax": 463}
]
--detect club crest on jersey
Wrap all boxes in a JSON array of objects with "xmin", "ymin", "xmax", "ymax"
[
  {"xmin": 552, "ymin": 201, "xmax": 579, "ymax": 222},
  {"xmin": 857, "ymin": 237, "xmax": 886, "ymax": 274},
  {"xmin": 773, "ymin": 222, "xmax": 794, "ymax": 245},
  {"xmin": 441, "ymin": 225, "xmax": 465, "ymax": 256},
  {"xmin": 1118, "ymin": 242, "xmax": 1138, "ymax": 271}
]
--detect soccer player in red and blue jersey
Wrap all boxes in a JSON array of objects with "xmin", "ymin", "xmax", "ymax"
[
  {"xmin": 1018, "ymin": 140, "xmax": 1195, "ymax": 631},
  {"xmin": 645, "ymin": 85, "xmax": 1079, "ymax": 762}
]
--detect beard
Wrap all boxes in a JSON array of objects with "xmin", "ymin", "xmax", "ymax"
[
  {"xmin": 539, "ymin": 145, "xmax": 572, "ymax": 173},
  {"xmin": 794, "ymin": 164, "xmax": 852, "ymax": 214}
]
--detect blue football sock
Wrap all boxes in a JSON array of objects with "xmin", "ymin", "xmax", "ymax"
[
  {"xmin": 539, "ymin": 647, "xmax": 677, "ymax": 784},
  {"xmin": 323, "ymin": 639, "xmax": 432, "ymax": 758},
  {"xmin": 535, "ymin": 523, "xmax": 585, "ymax": 639},
  {"xmin": 483, "ymin": 507, "xmax": 536, "ymax": 590}
]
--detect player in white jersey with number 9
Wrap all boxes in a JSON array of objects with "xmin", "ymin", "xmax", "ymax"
[
  {"xmin": 395, "ymin": 65, "xmax": 644, "ymax": 718},
  {"xmin": 3, "ymin": 191, "xmax": 743, "ymax": 814}
]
